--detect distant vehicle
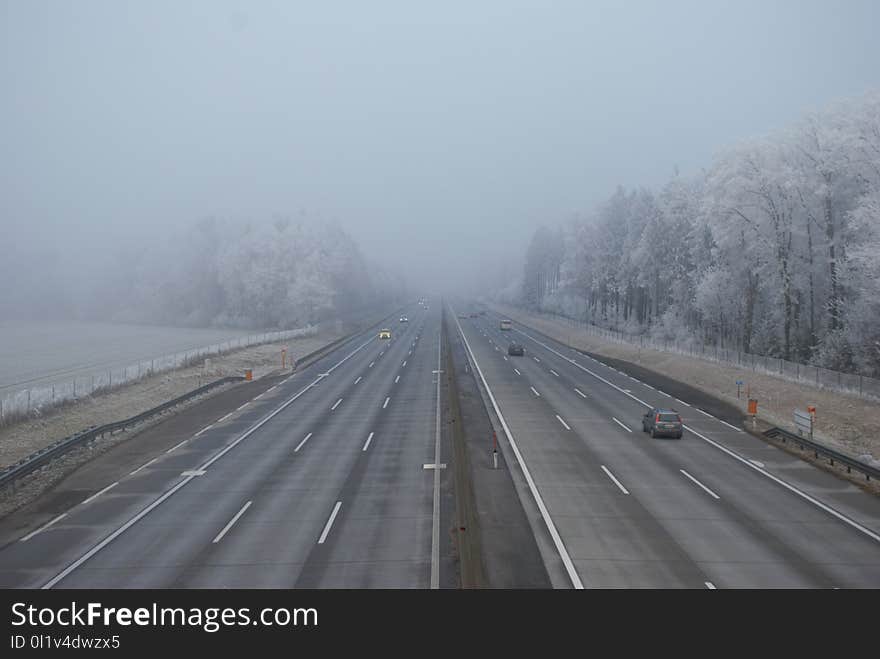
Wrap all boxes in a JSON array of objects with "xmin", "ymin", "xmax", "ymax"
[
  {"xmin": 378, "ymin": 329, "xmax": 392, "ymax": 339},
  {"xmin": 641, "ymin": 408, "xmax": 683, "ymax": 439},
  {"xmin": 469, "ymin": 313, "xmax": 478, "ymax": 318},
  {"xmin": 508, "ymin": 342, "xmax": 524, "ymax": 356},
  {"xmin": 399, "ymin": 316, "xmax": 409, "ymax": 323},
  {"xmin": 479, "ymin": 311, "xmax": 487, "ymax": 316},
  {"xmin": 500, "ymin": 319, "xmax": 512, "ymax": 330}
]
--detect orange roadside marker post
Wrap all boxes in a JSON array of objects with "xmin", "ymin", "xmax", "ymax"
[{"xmin": 748, "ymin": 398, "xmax": 758, "ymax": 429}]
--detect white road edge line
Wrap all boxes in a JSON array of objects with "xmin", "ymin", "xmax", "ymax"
[
  {"xmin": 213, "ymin": 501, "xmax": 252, "ymax": 544},
  {"xmin": 612, "ymin": 417, "xmax": 632, "ymax": 433},
  {"xmin": 601, "ymin": 465, "xmax": 630, "ymax": 494},
  {"xmin": 363, "ymin": 432, "xmax": 374, "ymax": 451},
  {"xmin": 556, "ymin": 414, "xmax": 571, "ymax": 431},
  {"xmin": 680, "ymin": 469, "xmax": 720, "ymax": 500},
  {"xmin": 451, "ymin": 308, "xmax": 583, "ymax": 589},
  {"xmin": 318, "ymin": 501, "xmax": 342, "ymax": 544},
  {"xmin": 41, "ymin": 332, "xmax": 378, "ymax": 587},
  {"xmin": 294, "ymin": 433, "xmax": 313, "ymax": 452},
  {"xmin": 719, "ymin": 419, "xmax": 742, "ymax": 432}
]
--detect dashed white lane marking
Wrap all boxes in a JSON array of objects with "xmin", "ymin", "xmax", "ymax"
[
  {"xmin": 236, "ymin": 402, "xmax": 249, "ymax": 411},
  {"xmin": 194, "ymin": 424, "xmax": 214, "ymax": 437},
  {"xmin": 601, "ymin": 465, "xmax": 629, "ymax": 494},
  {"xmin": 680, "ymin": 469, "xmax": 721, "ymax": 499},
  {"xmin": 395, "ymin": 375, "xmax": 400, "ymax": 383},
  {"xmin": 550, "ymin": 369, "xmax": 560, "ymax": 377},
  {"xmin": 362, "ymin": 432, "xmax": 374, "ymax": 451},
  {"xmin": 533, "ymin": 357, "xmax": 541, "ymax": 363},
  {"xmin": 719, "ymin": 419, "xmax": 743, "ymax": 432},
  {"xmin": 383, "ymin": 397, "xmax": 390, "ymax": 409},
  {"xmin": 355, "ymin": 376, "xmax": 362, "ymax": 384},
  {"xmin": 402, "ymin": 360, "xmax": 407, "ymax": 367},
  {"xmin": 675, "ymin": 398, "xmax": 692, "ymax": 407},
  {"xmin": 330, "ymin": 398, "xmax": 343, "ymax": 411},
  {"xmin": 129, "ymin": 458, "xmax": 157, "ymax": 475},
  {"xmin": 612, "ymin": 417, "xmax": 632, "ymax": 433},
  {"xmin": 705, "ymin": 581, "xmax": 716, "ymax": 590},
  {"xmin": 20, "ymin": 514, "xmax": 68, "ymax": 542},
  {"xmin": 556, "ymin": 414, "xmax": 571, "ymax": 431},
  {"xmin": 503, "ymin": 355, "xmax": 508, "ymax": 361},
  {"xmin": 574, "ymin": 388, "xmax": 587, "ymax": 398},
  {"xmin": 318, "ymin": 501, "xmax": 342, "ymax": 544},
  {"xmin": 81, "ymin": 482, "xmax": 118, "ymax": 506},
  {"xmin": 530, "ymin": 386, "xmax": 541, "ymax": 397},
  {"xmin": 514, "ymin": 368, "xmax": 521, "ymax": 375},
  {"xmin": 166, "ymin": 439, "xmax": 188, "ymax": 453},
  {"xmin": 294, "ymin": 433, "xmax": 313, "ymax": 452},
  {"xmin": 217, "ymin": 412, "xmax": 234, "ymax": 423},
  {"xmin": 657, "ymin": 390, "xmax": 670, "ymax": 397},
  {"xmin": 369, "ymin": 361, "xmax": 375, "ymax": 368},
  {"xmin": 267, "ymin": 385, "xmax": 277, "ymax": 393},
  {"xmin": 213, "ymin": 501, "xmax": 252, "ymax": 544},
  {"xmin": 644, "ymin": 384, "xmax": 656, "ymax": 391},
  {"xmin": 697, "ymin": 408, "xmax": 713, "ymax": 418}
]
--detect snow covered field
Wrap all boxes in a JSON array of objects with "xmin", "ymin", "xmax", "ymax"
[{"xmin": 0, "ymin": 321, "xmax": 312, "ymax": 422}]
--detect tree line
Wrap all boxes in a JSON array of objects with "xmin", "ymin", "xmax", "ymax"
[{"xmin": 512, "ymin": 92, "xmax": 880, "ymax": 376}]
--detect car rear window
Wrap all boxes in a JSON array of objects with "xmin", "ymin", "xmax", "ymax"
[{"xmin": 658, "ymin": 413, "xmax": 680, "ymax": 422}]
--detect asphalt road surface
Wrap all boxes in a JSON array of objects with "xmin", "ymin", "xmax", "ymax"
[
  {"xmin": 453, "ymin": 305, "xmax": 880, "ymax": 588},
  {"xmin": 0, "ymin": 303, "xmax": 447, "ymax": 588}
]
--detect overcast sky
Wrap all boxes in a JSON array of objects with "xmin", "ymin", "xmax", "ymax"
[{"xmin": 3, "ymin": 0, "xmax": 880, "ymax": 297}]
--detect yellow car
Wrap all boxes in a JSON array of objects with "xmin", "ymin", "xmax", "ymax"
[{"xmin": 378, "ymin": 329, "xmax": 392, "ymax": 339}]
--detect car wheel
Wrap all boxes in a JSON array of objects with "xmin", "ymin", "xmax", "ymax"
[{"xmin": 650, "ymin": 427, "xmax": 656, "ymax": 438}]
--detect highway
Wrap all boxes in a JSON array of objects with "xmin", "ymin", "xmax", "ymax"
[
  {"xmin": 454, "ymin": 305, "xmax": 880, "ymax": 588},
  {"xmin": 0, "ymin": 303, "xmax": 447, "ymax": 588}
]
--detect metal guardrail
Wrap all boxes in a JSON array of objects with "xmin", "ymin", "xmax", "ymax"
[
  {"xmin": 0, "ymin": 304, "xmax": 407, "ymax": 491},
  {"xmin": 0, "ymin": 376, "xmax": 245, "ymax": 490},
  {"xmin": 763, "ymin": 427, "xmax": 880, "ymax": 481}
]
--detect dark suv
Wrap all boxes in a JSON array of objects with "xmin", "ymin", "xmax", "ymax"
[
  {"xmin": 508, "ymin": 342, "xmax": 524, "ymax": 356},
  {"xmin": 642, "ymin": 408, "xmax": 683, "ymax": 439}
]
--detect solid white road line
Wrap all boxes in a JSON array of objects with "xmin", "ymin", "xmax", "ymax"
[
  {"xmin": 574, "ymin": 388, "xmax": 587, "ymax": 398},
  {"xmin": 431, "ymin": 333, "xmax": 442, "ymax": 589},
  {"xmin": 395, "ymin": 375, "xmax": 400, "ymax": 383},
  {"xmin": 81, "ymin": 482, "xmax": 119, "ymax": 506},
  {"xmin": 383, "ymin": 397, "xmax": 390, "ymax": 409},
  {"xmin": 318, "ymin": 501, "xmax": 342, "ymax": 544},
  {"xmin": 556, "ymin": 414, "xmax": 571, "ymax": 431},
  {"xmin": 20, "ymin": 514, "xmax": 68, "ymax": 543},
  {"xmin": 550, "ymin": 369, "xmax": 560, "ymax": 377},
  {"xmin": 612, "ymin": 417, "xmax": 632, "ymax": 433},
  {"xmin": 330, "ymin": 398, "xmax": 343, "ymax": 411},
  {"xmin": 213, "ymin": 501, "xmax": 252, "ymax": 544},
  {"xmin": 530, "ymin": 386, "xmax": 541, "ymax": 397},
  {"xmin": 363, "ymin": 432, "xmax": 374, "ymax": 451},
  {"xmin": 697, "ymin": 408, "xmax": 713, "ymax": 418},
  {"xmin": 294, "ymin": 433, "xmax": 313, "ymax": 452},
  {"xmin": 705, "ymin": 581, "xmax": 717, "ymax": 590},
  {"xmin": 749, "ymin": 459, "xmax": 765, "ymax": 468},
  {"xmin": 450, "ymin": 308, "xmax": 583, "ymax": 590},
  {"xmin": 680, "ymin": 469, "xmax": 721, "ymax": 500},
  {"xmin": 355, "ymin": 376, "xmax": 362, "ymax": 384},
  {"xmin": 601, "ymin": 465, "xmax": 630, "ymax": 494},
  {"xmin": 514, "ymin": 368, "xmax": 521, "ymax": 375},
  {"xmin": 719, "ymin": 419, "xmax": 742, "ymax": 432}
]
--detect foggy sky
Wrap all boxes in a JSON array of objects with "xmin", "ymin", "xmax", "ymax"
[{"xmin": 3, "ymin": 0, "xmax": 880, "ymax": 304}]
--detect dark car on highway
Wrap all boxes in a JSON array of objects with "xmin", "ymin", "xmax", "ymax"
[
  {"xmin": 508, "ymin": 341, "xmax": 524, "ymax": 356},
  {"xmin": 642, "ymin": 408, "xmax": 683, "ymax": 439}
]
